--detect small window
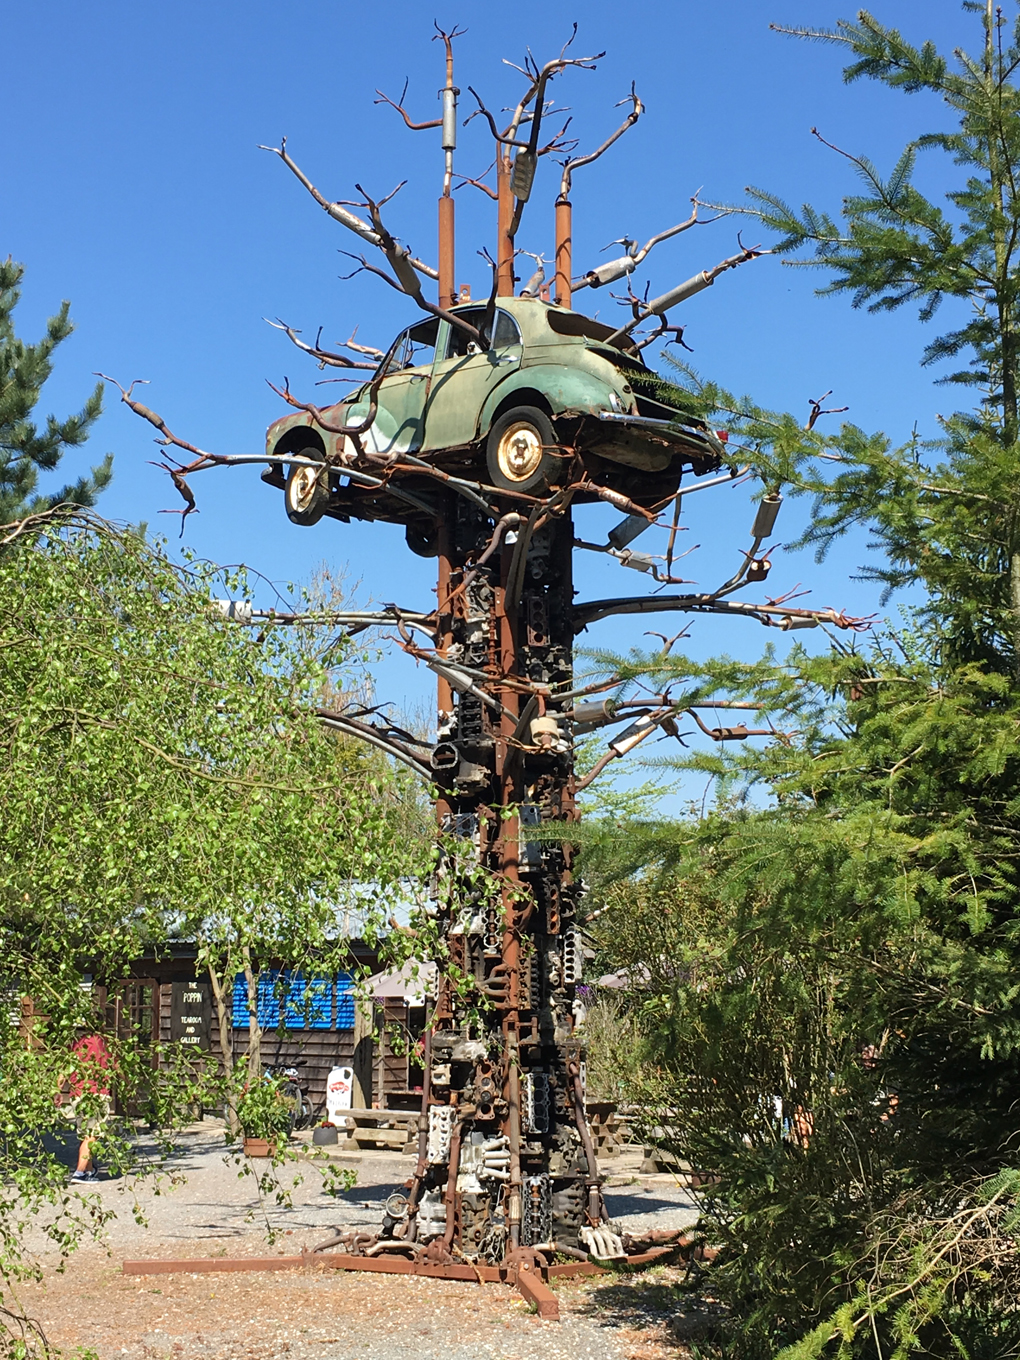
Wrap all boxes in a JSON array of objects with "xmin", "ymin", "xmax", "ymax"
[{"xmin": 444, "ymin": 307, "xmax": 521, "ymax": 359}]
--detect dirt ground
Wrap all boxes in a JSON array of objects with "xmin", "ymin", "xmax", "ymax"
[{"xmin": 17, "ymin": 1123, "xmax": 704, "ymax": 1360}]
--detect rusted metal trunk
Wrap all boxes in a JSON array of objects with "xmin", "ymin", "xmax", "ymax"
[
  {"xmin": 554, "ymin": 199, "xmax": 572, "ymax": 309},
  {"xmin": 438, "ymin": 194, "xmax": 456, "ymax": 312},
  {"xmin": 410, "ymin": 493, "xmax": 593, "ymax": 1264},
  {"xmin": 497, "ymin": 156, "xmax": 515, "ymax": 296}
]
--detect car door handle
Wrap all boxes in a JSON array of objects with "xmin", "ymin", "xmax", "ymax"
[
  {"xmin": 493, "ymin": 355, "xmax": 518, "ymax": 366},
  {"xmin": 407, "ymin": 373, "xmax": 429, "ymax": 382}
]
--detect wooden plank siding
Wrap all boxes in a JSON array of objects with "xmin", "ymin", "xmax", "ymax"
[
  {"xmin": 153, "ymin": 982, "xmax": 411, "ymax": 1113},
  {"xmin": 113, "ymin": 951, "xmax": 419, "ymax": 1113}
]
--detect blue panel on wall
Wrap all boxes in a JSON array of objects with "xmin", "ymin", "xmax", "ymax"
[
  {"xmin": 284, "ymin": 974, "xmax": 332, "ymax": 1030},
  {"xmin": 232, "ymin": 970, "xmax": 353, "ymax": 1030},
  {"xmin": 231, "ymin": 970, "xmax": 282, "ymax": 1028},
  {"xmin": 336, "ymin": 973, "xmax": 355, "ymax": 1029}
]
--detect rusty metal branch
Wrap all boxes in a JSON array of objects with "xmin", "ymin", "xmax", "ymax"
[
  {"xmin": 687, "ymin": 709, "xmax": 780, "ymax": 743},
  {"xmin": 572, "ymin": 199, "xmax": 721, "ymax": 294},
  {"xmin": 374, "ymin": 77, "xmax": 443, "ymax": 131},
  {"xmin": 558, "ymin": 85, "xmax": 642, "ymax": 199},
  {"xmin": 316, "ymin": 709, "xmax": 434, "ymax": 780},
  {"xmin": 258, "ymin": 137, "xmax": 439, "ymax": 281},
  {"xmin": 805, "ymin": 390, "xmax": 849, "ymax": 430},
  {"xmin": 573, "ymin": 592, "xmax": 872, "ymax": 633},
  {"xmin": 631, "ymin": 317, "xmax": 692, "ymax": 354},
  {"xmin": 266, "ymin": 319, "xmax": 378, "ymax": 370},
  {"xmin": 602, "ymin": 239, "xmax": 768, "ymax": 346},
  {"xmin": 574, "ymin": 705, "xmax": 683, "ymax": 790},
  {"xmin": 466, "ymin": 39, "xmax": 601, "ymax": 150},
  {"xmin": 340, "ymin": 248, "xmax": 486, "ymax": 348},
  {"xmin": 633, "ymin": 202, "xmax": 718, "ymax": 264},
  {"xmin": 266, "ymin": 367, "xmax": 385, "ymax": 442},
  {"xmin": 453, "ymin": 163, "xmax": 499, "ymax": 200}
]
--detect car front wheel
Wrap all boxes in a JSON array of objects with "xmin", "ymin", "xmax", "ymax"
[
  {"xmin": 485, "ymin": 406, "xmax": 559, "ymax": 493},
  {"xmin": 285, "ymin": 456, "xmax": 329, "ymax": 526}
]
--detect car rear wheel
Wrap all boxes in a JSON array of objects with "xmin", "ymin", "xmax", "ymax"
[
  {"xmin": 285, "ymin": 456, "xmax": 329, "ymax": 526},
  {"xmin": 485, "ymin": 407, "xmax": 559, "ymax": 493}
]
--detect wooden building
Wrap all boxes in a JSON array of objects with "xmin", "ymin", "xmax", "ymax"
[{"xmin": 98, "ymin": 945, "xmax": 426, "ymax": 1116}]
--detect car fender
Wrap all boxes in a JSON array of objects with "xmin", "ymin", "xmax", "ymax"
[
  {"xmin": 267, "ymin": 410, "xmax": 321, "ymax": 457},
  {"xmin": 268, "ymin": 402, "xmax": 404, "ymax": 460},
  {"xmin": 479, "ymin": 364, "xmax": 618, "ymax": 434}
]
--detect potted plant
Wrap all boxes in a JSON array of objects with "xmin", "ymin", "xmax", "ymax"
[
  {"xmin": 237, "ymin": 1075, "xmax": 290, "ymax": 1157},
  {"xmin": 313, "ymin": 1120, "xmax": 338, "ymax": 1146}
]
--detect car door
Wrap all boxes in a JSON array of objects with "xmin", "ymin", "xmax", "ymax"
[
  {"xmin": 347, "ymin": 318, "xmax": 439, "ymax": 456},
  {"xmin": 421, "ymin": 308, "xmax": 522, "ymax": 452}
]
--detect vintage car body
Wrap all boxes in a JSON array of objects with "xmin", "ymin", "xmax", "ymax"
[{"xmin": 261, "ymin": 296, "xmax": 724, "ymax": 541}]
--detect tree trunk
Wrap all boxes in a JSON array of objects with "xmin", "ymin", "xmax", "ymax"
[
  {"xmin": 207, "ymin": 962, "xmax": 239, "ymax": 1136},
  {"xmin": 242, "ymin": 946, "xmax": 262, "ymax": 1077}
]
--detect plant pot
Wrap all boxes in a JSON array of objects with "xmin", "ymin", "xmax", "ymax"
[
  {"xmin": 313, "ymin": 1125, "xmax": 339, "ymax": 1145},
  {"xmin": 242, "ymin": 1137, "xmax": 277, "ymax": 1158}
]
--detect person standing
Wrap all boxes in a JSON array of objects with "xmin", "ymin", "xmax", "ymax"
[{"xmin": 58, "ymin": 1032, "xmax": 113, "ymax": 1182}]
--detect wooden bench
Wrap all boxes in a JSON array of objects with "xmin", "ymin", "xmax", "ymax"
[{"xmin": 346, "ymin": 1108, "xmax": 418, "ymax": 1152}]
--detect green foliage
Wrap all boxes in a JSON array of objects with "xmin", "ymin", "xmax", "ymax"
[
  {"xmin": 741, "ymin": 8, "xmax": 1020, "ymax": 438},
  {"xmin": 578, "ymin": 6, "xmax": 1020, "ymax": 1356},
  {"xmin": 0, "ymin": 259, "xmax": 110, "ymax": 523},
  {"xmin": 0, "ymin": 511, "xmax": 423, "ymax": 1352},
  {"xmin": 235, "ymin": 1071, "xmax": 292, "ymax": 1141}
]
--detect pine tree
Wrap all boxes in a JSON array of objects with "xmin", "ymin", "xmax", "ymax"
[
  {"xmin": 740, "ymin": 2, "xmax": 1020, "ymax": 674},
  {"xmin": 577, "ymin": 7, "xmax": 1020, "ymax": 1357},
  {"xmin": 0, "ymin": 256, "xmax": 110, "ymax": 523}
]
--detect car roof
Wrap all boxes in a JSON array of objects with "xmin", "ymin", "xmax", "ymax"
[{"xmin": 448, "ymin": 296, "xmax": 641, "ymax": 358}]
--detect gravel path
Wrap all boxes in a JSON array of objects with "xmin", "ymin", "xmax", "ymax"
[{"xmin": 20, "ymin": 1121, "xmax": 700, "ymax": 1359}]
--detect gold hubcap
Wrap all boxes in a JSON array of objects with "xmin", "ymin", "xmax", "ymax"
[
  {"xmin": 290, "ymin": 466, "xmax": 321, "ymax": 511},
  {"xmin": 496, "ymin": 421, "xmax": 543, "ymax": 482}
]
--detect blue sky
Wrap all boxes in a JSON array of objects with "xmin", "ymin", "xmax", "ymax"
[{"xmin": 3, "ymin": 1, "xmax": 975, "ymax": 788}]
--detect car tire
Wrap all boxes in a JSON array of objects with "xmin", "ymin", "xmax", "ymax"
[
  {"xmin": 485, "ymin": 407, "xmax": 559, "ymax": 493},
  {"xmin": 405, "ymin": 520, "xmax": 439, "ymax": 558},
  {"xmin": 285, "ymin": 456, "xmax": 329, "ymax": 526}
]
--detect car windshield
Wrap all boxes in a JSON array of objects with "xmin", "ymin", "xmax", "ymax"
[
  {"xmin": 382, "ymin": 317, "xmax": 441, "ymax": 374},
  {"xmin": 444, "ymin": 307, "xmax": 520, "ymax": 360}
]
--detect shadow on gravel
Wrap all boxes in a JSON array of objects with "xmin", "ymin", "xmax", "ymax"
[
  {"xmin": 577, "ymin": 1270, "xmax": 727, "ymax": 1348},
  {"xmin": 328, "ymin": 1180, "xmax": 408, "ymax": 1207},
  {"xmin": 603, "ymin": 1190, "xmax": 694, "ymax": 1217}
]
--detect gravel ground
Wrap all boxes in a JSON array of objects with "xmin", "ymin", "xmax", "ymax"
[{"xmin": 19, "ymin": 1121, "xmax": 701, "ymax": 1359}]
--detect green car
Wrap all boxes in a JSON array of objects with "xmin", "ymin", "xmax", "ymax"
[{"xmin": 261, "ymin": 297, "xmax": 724, "ymax": 552}]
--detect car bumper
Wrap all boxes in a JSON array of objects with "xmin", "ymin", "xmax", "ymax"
[{"xmin": 594, "ymin": 411, "xmax": 726, "ymax": 458}]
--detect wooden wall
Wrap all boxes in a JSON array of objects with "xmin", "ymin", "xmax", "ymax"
[{"xmin": 152, "ymin": 976, "xmax": 413, "ymax": 1113}]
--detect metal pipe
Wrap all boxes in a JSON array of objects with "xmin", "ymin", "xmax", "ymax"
[
  {"xmin": 436, "ymin": 506, "xmax": 454, "ymax": 723},
  {"xmin": 567, "ymin": 1061, "xmax": 601, "ymax": 1222},
  {"xmin": 429, "ymin": 662, "xmax": 511, "ymax": 718},
  {"xmin": 507, "ymin": 1060, "xmax": 522, "ymax": 1246},
  {"xmin": 572, "ymin": 593, "xmax": 841, "ymax": 631},
  {"xmin": 405, "ymin": 1025, "xmax": 433, "ymax": 1241},
  {"xmin": 442, "ymin": 1118, "xmax": 464, "ymax": 1245},
  {"xmin": 316, "ymin": 715, "xmax": 433, "ymax": 779},
  {"xmin": 554, "ymin": 199, "xmax": 572, "ymax": 308},
  {"xmin": 497, "ymin": 155, "xmax": 514, "ymax": 295},
  {"xmin": 438, "ymin": 195, "xmax": 456, "ymax": 312}
]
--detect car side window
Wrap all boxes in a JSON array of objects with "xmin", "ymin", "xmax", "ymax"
[
  {"xmin": 444, "ymin": 308, "xmax": 520, "ymax": 360},
  {"xmin": 383, "ymin": 317, "xmax": 440, "ymax": 374},
  {"xmin": 492, "ymin": 310, "xmax": 521, "ymax": 348}
]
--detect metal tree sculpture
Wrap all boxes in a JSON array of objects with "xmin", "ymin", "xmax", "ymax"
[{"xmin": 109, "ymin": 27, "xmax": 866, "ymax": 1306}]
